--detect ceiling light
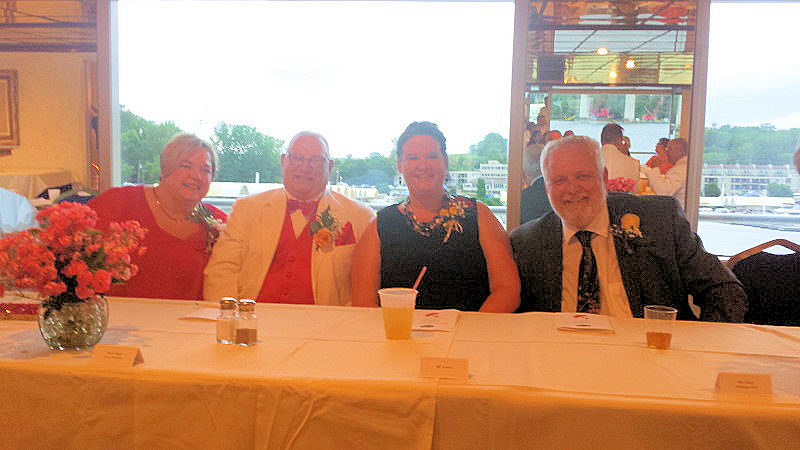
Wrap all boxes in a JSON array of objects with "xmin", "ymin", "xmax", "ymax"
[
  {"xmin": 625, "ymin": 59, "xmax": 636, "ymax": 69},
  {"xmin": 596, "ymin": 47, "xmax": 609, "ymax": 56},
  {"xmin": 609, "ymin": 70, "xmax": 618, "ymax": 79}
]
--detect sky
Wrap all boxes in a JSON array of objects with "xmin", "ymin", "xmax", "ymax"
[
  {"xmin": 118, "ymin": 1, "xmax": 515, "ymax": 158},
  {"xmin": 118, "ymin": 1, "xmax": 800, "ymax": 159},
  {"xmin": 705, "ymin": 3, "xmax": 800, "ymax": 129}
]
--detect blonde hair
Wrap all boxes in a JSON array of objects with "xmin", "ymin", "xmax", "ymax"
[{"xmin": 160, "ymin": 133, "xmax": 218, "ymax": 179}]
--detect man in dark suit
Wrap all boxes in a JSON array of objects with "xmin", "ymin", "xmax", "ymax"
[
  {"xmin": 520, "ymin": 139, "xmax": 551, "ymax": 224},
  {"xmin": 510, "ymin": 136, "xmax": 746, "ymax": 321}
]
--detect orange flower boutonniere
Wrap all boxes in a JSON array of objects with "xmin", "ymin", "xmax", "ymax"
[
  {"xmin": 610, "ymin": 213, "xmax": 644, "ymax": 255},
  {"xmin": 310, "ymin": 206, "xmax": 340, "ymax": 252}
]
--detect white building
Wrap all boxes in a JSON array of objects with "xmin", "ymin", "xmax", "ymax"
[{"xmin": 702, "ymin": 164, "xmax": 800, "ymax": 195}]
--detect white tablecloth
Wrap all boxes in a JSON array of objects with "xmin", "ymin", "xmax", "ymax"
[
  {"xmin": 0, "ymin": 169, "xmax": 74, "ymax": 198},
  {"xmin": 0, "ymin": 297, "xmax": 798, "ymax": 448}
]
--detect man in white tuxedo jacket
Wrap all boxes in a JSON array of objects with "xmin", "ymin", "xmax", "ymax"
[{"xmin": 204, "ymin": 132, "xmax": 374, "ymax": 305}]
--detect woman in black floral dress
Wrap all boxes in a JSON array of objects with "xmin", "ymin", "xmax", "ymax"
[{"xmin": 352, "ymin": 121, "xmax": 519, "ymax": 311}]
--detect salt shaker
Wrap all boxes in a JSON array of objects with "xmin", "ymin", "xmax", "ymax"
[
  {"xmin": 216, "ymin": 297, "xmax": 238, "ymax": 344},
  {"xmin": 235, "ymin": 299, "xmax": 258, "ymax": 346}
]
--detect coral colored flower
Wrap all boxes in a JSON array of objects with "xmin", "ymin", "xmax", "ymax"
[
  {"xmin": 76, "ymin": 285, "xmax": 95, "ymax": 299},
  {"xmin": 607, "ymin": 177, "xmax": 637, "ymax": 193},
  {"xmin": 92, "ymin": 269, "xmax": 112, "ymax": 292},
  {"xmin": 0, "ymin": 202, "xmax": 146, "ymax": 310},
  {"xmin": 63, "ymin": 259, "xmax": 89, "ymax": 277}
]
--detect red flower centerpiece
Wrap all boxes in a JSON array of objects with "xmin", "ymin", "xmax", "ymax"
[
  {"xmin": 0, "ymin": 202, "xmax": 146, "ymax": 350},
  {"xmin": 607, "ymin": 176, "xmax": 637, "ymax": 193}
]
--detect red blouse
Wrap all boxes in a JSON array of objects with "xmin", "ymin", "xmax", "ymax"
[{"xmin": 88, "ymin": 185, "xmax": 227, "ymax": 300}]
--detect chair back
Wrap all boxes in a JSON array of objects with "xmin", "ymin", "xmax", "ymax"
[{"xmin": 729, "ymin": 242, "xmax": 800, "ymax": 326}]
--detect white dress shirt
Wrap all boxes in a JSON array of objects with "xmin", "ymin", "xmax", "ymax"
[
  {"xmin": 642, "ymin": 156, "xmax": 687, "ymax": 209},
  {"xmin": 602, "ymin": 144, "xmax": 641, "ymax": 182},
  {"xmin": 287, "ymin": 192, "xmax": 323, "ymax": 238},
  {"xmin": 560, "ymin": 206, "xmax": 633, "ymax": 318}
]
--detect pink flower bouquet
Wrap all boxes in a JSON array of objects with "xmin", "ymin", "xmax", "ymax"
[
  {"xmin": 0, "ymin": 202, "xmax": 146, "ymax": 315},
  {"xmin": 607, "ymin": 176, "xmax": 637, "ymax": 193}
]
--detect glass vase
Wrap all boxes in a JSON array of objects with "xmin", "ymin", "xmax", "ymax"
[{"xmin": 38, "ymin": 294, "xmax": 108, "ymax": 351}]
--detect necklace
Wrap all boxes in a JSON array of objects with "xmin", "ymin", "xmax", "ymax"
[{"xmin": 152, "ymin": 186, "xmax": 193, "ymax": 223}]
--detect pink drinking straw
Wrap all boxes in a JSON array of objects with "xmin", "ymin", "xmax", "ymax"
[{"xmin": 412, "ymin": 266, "xmax": 427, "ymax": 290}]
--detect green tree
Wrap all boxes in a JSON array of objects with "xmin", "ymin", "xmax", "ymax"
[
  {"xmin": 469, "ymin": 133, "xmax": 508, "ymax": 163},
  {"xmin": 448, "ymin": 153, "xmax": 482, "ymax": 171},
  {"xmin": 703, "ymin": 153, "xmax": 727, "ymax": 165},
  {"xmin": 476, "ymin": 178, "xmax": 486, "ymax": 199},
  {"xmin": 212, "ymin": 123, "xmax": 283, "ymax": 183},
  {"xmin": 704, "ymin": 183, "xmax": 721, "ymax": 197},
  {"xmin": 767, "ymin": 183, "xmax": 793, "ymax": 197},
  {"xmin": 334, "ymin": 152, "xmax": 396, "ymax": 185},
  {"xmin": 120, "ymin": 107, "xmax": 183, "ymax": 184},
  {"xmin": 703, "ymin": 125, "xmax": 800, "ymax": 165},
  {"xmin": 550, "ymin": 94, "xmax": 579, "ymax": 120},
  {"xmin": 634, "ymin": 94, "xmax": 670, "ymax": 120}
]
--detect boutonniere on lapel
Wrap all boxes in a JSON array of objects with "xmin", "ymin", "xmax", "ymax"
[
  {"xmin": 189, "ymin": 203, "xmax": 225, "ymax": 254},
  {"xmin": 310, "ymin": 206, "xmax": 340, "ymax": 252},
  {"xmin": 609, "ymin": 213, "xmax": 645, "ymax": 255}
]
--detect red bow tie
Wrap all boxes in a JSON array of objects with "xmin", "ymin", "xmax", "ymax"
[{"xmin": 287, "ymin": 199, "xmax": 318, "ymax": 218}]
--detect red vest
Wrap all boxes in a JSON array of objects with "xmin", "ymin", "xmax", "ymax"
[{"xmin": 256, "ymin": 210, "xmax": 315, "ymax": 304}]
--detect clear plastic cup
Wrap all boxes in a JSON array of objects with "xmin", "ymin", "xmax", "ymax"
[
  {"xmin": 644, "ymin": 305, "xmax": 678, "ymax": 349},
  {"xmin": 378, "ymin": 288, "xmax": 417, "ymax": 340}
]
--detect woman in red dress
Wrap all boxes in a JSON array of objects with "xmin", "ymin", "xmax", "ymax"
[
  {"xmin": 645, "ymin": 137, "xmax": 673, "ymax": 174},
  {"xmin": 89, "ymin": 133, "xmax": 226, "ymax": 300}
]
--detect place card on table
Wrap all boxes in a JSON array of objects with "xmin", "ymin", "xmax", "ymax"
[
  {"xmin": 420, "ymin": 357, "xmax": 469, "ymax": 380},
  {"xmin": 413, "ymin": 309, "xmax": 458, "ymax": 332},
  {"xmin": 556, "ymin": 313, "xmax": 614, "ymax": 334},
  {"xmin": 91, "ymin": 344, "xmax": 144, "ymax": 368},
  {"xmin": 715, "ymin": 372, "xmax": 773, "ymax": 396}
]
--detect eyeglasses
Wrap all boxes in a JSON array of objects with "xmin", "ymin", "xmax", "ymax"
[{"xmin": 285, "ymin": 153, "xmax": 328, "ymax": 169}]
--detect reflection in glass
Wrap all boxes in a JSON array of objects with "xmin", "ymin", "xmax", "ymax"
[{"xmin": 515, "ymin": 1, "xmax": 698, "ymax": 227}]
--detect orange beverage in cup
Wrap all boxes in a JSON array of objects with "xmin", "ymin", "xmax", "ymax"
[
  {"xmin": 644, "ymin": 305, "xmax": 677, "ymax": 350},
  {"xmin": 382, "ymin": 306, "xmax": 414, "ymax": 339},
  {"xmin": 378, "ymin": 288, "xmax": 417, "ymax": 340},
  {"xmin": 646, "ymin": 331, "xmax": 672, "ymax": 350}
]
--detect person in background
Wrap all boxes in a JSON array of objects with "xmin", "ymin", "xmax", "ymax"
[
  {"xmin": 642, "ymin": 137, "xmax": 688, "ymax": 209},
  {"xmin": 600, "ymin": 123, "xmax": 640, "ymax": 182},
  {"xmin": 520, "ymin": 133, "xmax": 552, "ymax": 224},
  {"xmin": 793, "ymin": 140, "xmax": 800, "ymax": 174},
  {"xmin": 0, "ymin": 188, "xmax": 37, "ymax": 236},
  {"xmin": 621, "ymin": 136, "xmax": 632, "ymax": 156},
  {"xmin": 645, "ymin": 138, "xmax": 672, "ymax": 174},
  {"xmin": 510, "ymin": 136, "xmax": 745, "ymax": 322},
  {"xmin": 89, "ymin": 133, "xmax": 227, "ymax": 300},
  {"xmin": 204, "ymin": 131, "xmax": 374, "ymax": 305},
  {"xmin": 563, "ymin": 130, "xmax": 575, "ymax": 137},
  {"xmin": 352, "ymin": 121, "xmax": 519, "ymax": 312}
]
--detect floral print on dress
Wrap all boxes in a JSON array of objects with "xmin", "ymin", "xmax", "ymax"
[{"xmin": 398, "ymin": 194, "xmax": 471, "ymax": 244}]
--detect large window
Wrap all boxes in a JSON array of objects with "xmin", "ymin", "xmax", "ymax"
[
  {"xmin": 697, "ymin": 2, "xmax": 800, "ymax": 256},
  {"xmin": 117, "ymin": 0, "xmax": 514, "ymax": 213}
]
